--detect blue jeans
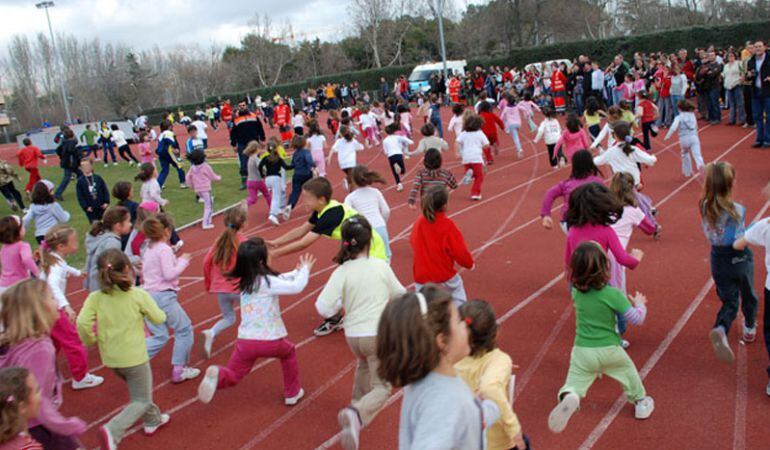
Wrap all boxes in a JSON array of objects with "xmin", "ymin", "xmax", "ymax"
[
  {"xmin": 707, "ymin": 89, "xmax": 721, "ymax": 123},
  {"xmin": 101, "ymin": 140, "xmax": 116, "ymax": 163},
  {"xmin": 657, "ymin": 96, "xmax": 672, "ymax": 127},
  {"xmin": 288, "ymin": 173, "xmax": 312, "ymax": 208},
  {"xmin": 616, "ymin": 313, "xmax": 627, "ymax": 335},
  {"xmin": 670, "ymin": 94, "xmax": 684, "ymax": 118},
  {"xmin": 430, "ymin": 117, "xmax": 443, "ymax": 138},
  {"xmin": 157, "ymin": 156, "xmax": 185, "ymax": 187},
  {"xmin": 146, "ymin": 290, "xmax": 194, "ymax": 366},
  {"xmin": 211, "ymin": 293, "xmax": 238, "ymax": 337},
  {"xmin": 236, "ymin": 143, "xmax": 249, "ymax": 179},
  {"xmin": 726, "ymin": 87, "xmax": 745, "ymax": 124},
  {"xmin": 751, "ymin": 92, "xmax": 770, "ymax": 144},
  {"xmin": 54, "ymin": 168, "xmax": 82, "ymax": 198},
  {"xmin": 710, "ymin": 246, "xmax": 758, "ymax": 335}
]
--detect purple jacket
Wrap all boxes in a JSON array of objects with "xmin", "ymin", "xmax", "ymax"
[
  {"xmin": 540, "ymin": 175, "xmax": 604, "ymax": 220},
  {"xmin": 0, "ymin": 338, "xmax": 85, "ymax": 436}
]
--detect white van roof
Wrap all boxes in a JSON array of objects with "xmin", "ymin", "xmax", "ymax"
[{"xmin": 413, "ymin": 60, "xmax": 467, "ymax": 71}]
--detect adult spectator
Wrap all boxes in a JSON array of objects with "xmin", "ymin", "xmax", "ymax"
[
  {"xmin": 746, "ymin": 40, "xmax": 770, "ymax": 147},
  {"xmin": 54, "ymin": 128, "xmax": 82, "ymax": 201},
  {"xmin": 379, "ymin": 77, "xmax": 389, "ymax": 101},
  {"xmin": 230, "ymin": 99, "xmax": 266, "ymax": 189},
  {"xmin": 611, "ymin": 55, "xmax": 630, "ymax": 105},
  {"xmin": 742, "ymin": 42, "xmax": 756, "ymax": 127}
]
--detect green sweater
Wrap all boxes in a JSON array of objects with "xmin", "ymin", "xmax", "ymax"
[
  {"xmin": 571, "ymin": 286, "xmax": 631, "ymax": 347},
  {"xmin": 79, "ymin": 129, "xmax": 98, "ymax": 146},
  {"xmin": 77, "ymin": 287, "xmax": 166, "ymax": 368}
]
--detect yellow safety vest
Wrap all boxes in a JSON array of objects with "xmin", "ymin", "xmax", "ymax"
[{"xmin": 318, "ymin": 200, "xmax": 388, "ymax": 261}]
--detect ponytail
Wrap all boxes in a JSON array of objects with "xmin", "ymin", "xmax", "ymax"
[
  {"xmin": 350, "ymin": 165, "xmax": 386, "ymax": 187},
  {"xmin": 333, "ymin": 215, "xmax": 372, "ymax": 265},
  {"xmin": 421, "ymin": 185, "xmax": 449, "ymax": 223},
  {"xmin": 212, "ymin": 205, "xmax": 247, "ymax": 271},
  {"xmin": 612, "ymin": 122, "xmax": 635, "ymax": 156},
  {"xmin": 97, "ymin": 248, "xmax": 134, "ymax": 293},
  {"xmin": 40, "ymin": 225, "xmax": 76, "ymax": 275},
  {"xmin": 89, "ymin": 206, "xmax": 129, "ymax": 237}
]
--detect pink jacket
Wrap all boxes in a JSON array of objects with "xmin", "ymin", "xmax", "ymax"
[
  {"xmin": 555, "ymin": 129, "xmax": 590, "ymax": 161},
  {"xmin": 565, "ymin": 224, "xmax": 640, "ymax": 270},
  {"xmin": 203, "ymin": 233, "xmax": 246, "ymax": 293},
  {"xmin": 141, "ymin": 241, "xmax": 189, "ymax": 292},
  {"xmin": 541, "ymin": 175, "xmax": 604, "ymax": 220},
  {"xmin": 186, "ymin": 162, "xmax": 221, "ymax": 194},
  {"xmin": 0, "ymin": 338, "xmax": 85, "ymax": 436},
  {"xmin": 499, "ymin": 105, "xmax": 523, "ymax": 127},
  {"xmin": 0, "ymin": 241, "xmax": 39, "ymax": 287}
]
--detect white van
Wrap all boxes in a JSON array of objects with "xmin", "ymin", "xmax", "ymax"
[{"xmin": 408, "ymin": 60, "xmax": 467, "ymax": 95}]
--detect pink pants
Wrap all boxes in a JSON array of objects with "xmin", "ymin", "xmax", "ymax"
[
  {"xmin": 246, "ymin": 180, "xmax": 271, "ymax": 207},
  {"xmin": 217, "ymin": 338, "xmax": 300, "ymax": 398},
  {"xmin": 310, "ymin": 149, "xmax": 326, "ymax": 177},
  {"xmin": 464, "ymin": 163, "xmax": 484, "ymax": 197},
  {"xmin": 199, "ymin": 191, "xmax": 213, "ymax": 227},
  {"xmin": 363, "ymin": 126, "xmax": 378, "ymax": 144},
  {"xmin": 50, "ymin": 309, "xmax": 88, "ymax": 381}
]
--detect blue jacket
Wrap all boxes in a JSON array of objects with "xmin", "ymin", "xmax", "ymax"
[
  {"xmin": 76, "ymin": 174, "xmax": 110, "ymax": 211},
  {"xmin": 156, "ymin": 130, "xmax": 179, "ymax": 161},
  {"xmin": 291, "ymin": 148, "xmax": 315, "ymax": 177}
]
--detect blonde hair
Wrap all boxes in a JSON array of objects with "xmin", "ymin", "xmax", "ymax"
[
  {"xmin": 40, "ymin": 224, "xmax": 76, "ymax": 275},
  {"xmin": 243, "ymin": 140, "xmax": 261, "ymax": 157},
  {"xmin": 0, "ymin": 367, "xmax": 31, "ymax": 443},
  {"xmin": 0, "ymin": 280, "xmax": 56, "ymax": 347}
]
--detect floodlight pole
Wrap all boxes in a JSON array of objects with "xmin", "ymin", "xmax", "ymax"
[
  {"xmin": 36, "ymin": 1, "xmax": 72, "ymax": 124},
  {"xmin": 436, "ymin": 0, "xmax": 449, "ymax": 83}
]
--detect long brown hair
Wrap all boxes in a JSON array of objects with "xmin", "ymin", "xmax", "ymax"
[
  {"xmin": 459, "ymin": 300, "xmax": 498, "ymax": 357},
  {"xmin": 212, "ymin": 204, "xmax": 247, "ymax": 271},
  {"xmin": 610, "ymin": 172, "xmax": 637, "ymax": 208},
  {"xmin": 333, "ymin": 215, "xmax": 372, "ymax": 264},
  {"xmin": 700, "ymin": 162, "xmax": 739, "ymax": 229},
  {"xmin": 0, "ymin": 280, "xmax": 57, "ymax": 346},
  {"xmin": 97, "ymin": 249, "xmax": 134, "ymax": 293},
  {"xmin": 40, "ymin": 224, "xmax": 77, "ymax": 275},
  {"xmin": 0, "ymin": 367, "xmax": 31, "ymax": 443},
  {"xmin": 89, "ymin": 206, "xmax": 129, "ymax": 237},
  {"xmin": 421, "ymin": 185, "xmax": 449, "ymax": 223},
  {"xmin": 570, "ymin": 241, "xmax": 610, "ymax": 293},
  {"xmin": 376, "ymin": 285, "xmax": 453, "ymax": 388},
  {"xmin": 350, "ymin": 165, "xmax": 386, "ymax": 187}
]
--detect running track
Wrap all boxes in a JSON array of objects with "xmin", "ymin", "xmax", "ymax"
[{"xmin": 15, "ymin": 107, "xmax": 770, "ymax": 449}]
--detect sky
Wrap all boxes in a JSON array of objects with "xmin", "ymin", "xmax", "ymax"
[{"xmin": 0, "ymin": 0, "xmax": 478, "ymax": 53}]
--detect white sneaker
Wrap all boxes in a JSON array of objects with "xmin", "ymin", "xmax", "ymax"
[
  {"xmin": 202, "ymin": 224, "xmax": 214, "ymax": 230},
  {"xmin": 766, "ymin": 380, "xmax": 770, "ymax": 397},
  {"xmin": 517, "ymin": 151, "xmax": 524, "ymax": 159},
  {"xmin": 198, "ymin": 197, "xmax": 205, "ymax": 203},
  {"xmin": 709, "ymin": 326, "xmax": 734, "ymax": 363},
  {"xmin": 281, "ymin": 206, "xmax": 292, "ymax": 221},
  {"xmin": 343, "ymin": 179, "xmax": 349, "ymax": 191},
  {"xmin": 338, "ymin": 407, "xmax": 362, "ymax": 450},
  {"xmin": 634, "ymin": 396, "xmax": 655, "ymax": 419},
  {"xmin": 470, "ymin": 195, "xmax": 482, "ymax": 201},
  {"xmin": 180, "ymin": 183, "xmax": 188, "ymax": 189},
  {"xmin": 461, "ymin": 169, "xmax": 473, "ymax": 185},
  {"xmin": 269, "ymin": 215, "xmax": 280, "ymax": 226},
  {"xmin": 172, "ymin": 366, "xmax": 201, "ymax": 383},
  {"xmin": 285, "ymin": 388, "xmax": 305, "ymax": 406},
  {"xmin": 172, "ymin": 240, "xmax": 185, "ymax": 252},
  {"xmin": 99, "ymin": 425, "xmax": 116, "ymax": 450},
  {"xmin": 113, "ymin": 162, "xmax": 118, "ymax": 166},
  {"xmin": 621, "ymin": 339, "xmax": 630, "ymax": 349},
  {"xmin": 72, "ymin": 373, "xmax": 104, "ymax": 390},
  {"xmin": 202, "ymin": 329, "xmax": 214, "ymax": 359},
  {"xmin": 743, "ymin": 324, "xmax": 757, "ymax": 343},
  {"xmin": 143, "ymin": 413, "xmax": 170, "ymax": 436},
  {"xmin": 104, "ymin": 163, "xmax": 109, "ymax": 168},
  {"xmin": 396, "ymin": 183, "xmax": 404, "ymax": 192},
  {"xmin": 197, "ymin": 366, "xmax": 219, "ymax": 404},
  {"xmin": 548, "ymin": 392, "xmax": 579, "ymax": 433}
]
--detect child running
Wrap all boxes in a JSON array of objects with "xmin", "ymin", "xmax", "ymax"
[
  {"xmin": 664, "ymin": 100, "xmax": 704, "ymax": 178},
  {"xmin": 410, "ymin": 186, "xmax": 474, "ymax": 305},
  {"xmin": 307, "ymin": 121, "xmax": 328, "ymax": 177},
  {"xmin": 201, "ymin": 204, "xmax": 248, "ymax": 358},
  {"xmin": 700, "ymin": 162, "xmax": 759, "ymax": 363},
  {"xmin": 185, "ymin": 150, "xmax": 222, "ymax": 230},
  {"xmin": 286, "ymin": 135, "xmax": 316, "ymax": 217},
  {"xmin": 498, "ymin": 93, "xmax": 526, "ymax": 159},
  {"xmin": 583, "ymin": 97, "xmax": 606, "ymax": 140},
  {"xmin": 477, "ymin": 101, "xmax": 504, "ymax": 164},
  {"xmin": 534, "ymin": 106, "xmax": 563, "ymax": 169},
  {"xmin": 0, "ymin": 280, "xmax": 86, "ymax": 449},
  {"xmin": 344, "ymin": 166, "xmax": 392, "ymax": 260},
  {"xmin": 197, "ymin": 239, "xmax": 314, "ymax": 406},
  {"xmin": 553, "ymin": 114, "xmax": 589, "ymax": 165},
  {"xmin": 635, "ymin": 91, "xmax": 659, "ymax": 150},
  {"xmin": 381, "ymin": 124, "xmax": 413, "ymax": 192},
  {"xmin": 0, "ymin": 215, "xmax": 38, "ymax": 295},
  {"xmin": 409, "ymin": 123, "xmax": 448, "ymax": 157},
  {"xmin": 84, "ymin": 206, "xmax": 134, "ymax": 293},
  {"xmin": 136, "ymin": 163, "xmax": 169, "ymax": 208},
  {"xmin": 0, "ymin": 159, "xmax": 25, "ymax": 212},
  {"xmin": 541, "ymin": 150, "xmax": 604, "ymax": 233},
  {"xmin": 111, "ymin": 124, "xmax": 139, "ymax": 165},
  {"xmin": 138, "ymin": 132, "xmax": 154, "ymax": 166},
  {"xmin": 260, "ymin": 141, "xmax": 294, "ymax": 226},
  {"xmin": 316, "ymin": 217, "xmax": 406, "ymax": 449},
  {"xmin": 456, "ymin": 114, "xmax": 489, "ymax": 201},
  {"xmin": 16, "ymin": 138, "xmax": 46, "ymax": 194},
  {"xmin": 76, "ymin": 249, "xmax": 169, "ymax": 449},
  {"xmin": 407, "ymin": 148, "xmax": 458, "ymax": 209},
  {"xmin": 548, "ymin": 241, "xmax": 653, "ymax": 433},
  {"xmin": 328, "ymin": 126, "xmax": 365, "ymax": 191},
  {"xmin": 377, "ymin": 286, "xmax": 500, "ymax": 449},
  {"xmin": 0, "ymin": 367, "xmax": 45, "ymax": 449},
  {"xmin": 456, "ymin": 300, "xmax": 527, "ymax": 450},
  {"xmin": 141, "ymin": 215, "xmax": 200, "ymax": 383},
  {"xmin": 39, "ymin": 225, "xmax": 105, "ymax": 390},
  {"xmin": 23, "ymin": 181, "xmax": 70, "ymax": 244}
]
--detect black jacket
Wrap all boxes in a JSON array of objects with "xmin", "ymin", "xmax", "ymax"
[
  {"xmin": 229, "ymin": 110, "xmax": 266, "ymax": 147},
  {"xmin": 746, "ymin": 51, "xmax": 770, "ymax": 97},
  {"xmin": 56, "ymin": 138, "xmax": 81, "ymax": 170},
  {"xmin": 76, "ymin": 174, "xmax": 110, "ymax": 211}
]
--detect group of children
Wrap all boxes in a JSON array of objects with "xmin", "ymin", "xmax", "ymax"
[{"xmin": 0, "ymin": 82, "xmax": 768, "ymax": 450}]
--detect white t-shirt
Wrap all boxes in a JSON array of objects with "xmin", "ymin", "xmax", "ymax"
[
  {"xmin": 593, "ymin": 145, "xmax": 657, "ymax": 186},
  {"xmin": 192, "ymin": 120, "xmax": 208, "ymax": 139},
  {"xmin": 112, "ymin": 130, "xmax": 127, "ymax": 147},
  {"xmin": 382, "ymin": 135, "xmax": 413, "ymax": 157},
  {"xmin": 448, "ymin": 115, "xmax": 464, "ymax": 136},
  {"xmin": 535, "ymin": 118, "xmax": 562, "ymax": 145},
  {"xmin": 292, "ymin": 114, "xmax": 304, "ymax": 128},
  {"xmin": 359, "ymin": 112, "xmax": 377, "ymax": 130},
  {"xmin": 611, "ymin": 206, "xmax": 646, "ymax": 248},
  {"xmin": 332, "ymin": 138, "xmax": 364, "ymax": 169},
  {"xmin": 744, "ymin": 217, "xmax": 770, "ymax": 289},
  {"xmin": 344, "ymin": 186, "xmax": 390, "ymax": 229},
  {"xmin": 307, "ymin": 134, "xmax": 326, "ymax": 152},
  {"xmin": 455, "ymin": 130, "xmax": 489, "ymax": 164}
]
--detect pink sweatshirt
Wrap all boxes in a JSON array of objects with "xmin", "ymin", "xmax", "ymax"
[
  {"xmin": 555, "ymin": 129, "xmax": 590, "ymax": 161},
  {"xmin": 185, "ymin": 162, "xmax": 221, "ymax": 194},
  {"xmin": 517, "ymin": 100, "xmax": 540, "ymax": 117},
  {"xmin": 138, "ymin": 142, "xmax": 154, "ymax": 164},
  {"xmin": 141, "ymin": 241, "xmax": 189, "ymax": 292},
  {"xmin": 0, "ymin": 241, "xmax": 39, "ymax": 287},
  {"xmin": 203, "ymin": 233, "xmax": 246, "ymax": 293},
  {"xmin": 565, "ymin": 224, "xmax": 640, "ymax": 270},
  {"xmin": 499, "ymin": 105, "xmax": 523, "ymax": 127},
  {"xmin": 0, "ymin": 338, "xmax": 85, "ymax": 436},
  {"xmin": 540, "ymin": 175, "xmax": 604, "ymax": 220}
]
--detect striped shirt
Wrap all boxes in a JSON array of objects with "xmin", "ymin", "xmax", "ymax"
[{"xmin": 408, "ymin": 168, "xmax": 458, "ymax": 205}]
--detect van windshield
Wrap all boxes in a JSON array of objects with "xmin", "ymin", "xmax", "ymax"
[{"xmin": 409, "ymin": 70, "xmax": 434, "ymax": 82}]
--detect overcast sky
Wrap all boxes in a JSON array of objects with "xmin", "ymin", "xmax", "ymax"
[{"xmin": 0, "ymin": 0, "xmax": 477, "ymax": 53}]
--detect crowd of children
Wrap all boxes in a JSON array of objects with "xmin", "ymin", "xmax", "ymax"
[{"xmin": 0, "ymin": 42, "xmax": 769, "ymax": 450}]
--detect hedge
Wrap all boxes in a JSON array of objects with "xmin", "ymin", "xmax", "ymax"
[{"xmin": 142, "ymin": 19, "xmax": 769, "ymax": 122}]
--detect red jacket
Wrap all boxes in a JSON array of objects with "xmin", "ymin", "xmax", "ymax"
[
  {"xmin": 410, "ymin": 212, "xmax": 474, "ymax": 284},
  {"xmin": 221, "ymin": 103, "xmax": 233, "ymax": 121},
  {"xmin": 203, "ymin": 233, "xmax": 246, "ymax": 293},
  {"xmin": 479, "ymin": 111, "xmax": 504, "ymax": 140},
  {"xmin": 17, "ymin": 146, "xmax": 44, "ymax": 170},
  {"xmin": 274, "ymin": 104, "xmax": 291, "ymax": 127},
  {"xmin": 639, "ymin": 99, "xmax": 656, "ymax": 123}
]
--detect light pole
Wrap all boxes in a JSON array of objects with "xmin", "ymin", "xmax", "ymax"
[
  {"xmin": 36, "ymin": 1, "xmax": 72, "ymax": 125},
  {"xmin": 435, "ymin": 0, "xmax": 449, "ymax": 89}
]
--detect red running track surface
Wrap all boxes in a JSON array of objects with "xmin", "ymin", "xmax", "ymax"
[{"xmin": 45, "ymin": 108, "xmax": 770, "ymax": 450}]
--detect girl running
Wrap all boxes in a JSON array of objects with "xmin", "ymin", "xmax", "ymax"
[
  {"xmin": 259, "ymin": 141, "xmax": 293, "ymax": 226},
  {"xmin": 456, "ymin": 300, "xmax": 527, "ymax": 450},
  {"xmin": 410, "ymin": 186, "xmax": 474, "ymax": 305},
  {"xmin": 328, "ymin": 126, "xmax": 365, "ymax": 191},
  {"xmin": 0, "ymin": 367, "xmax": 45, "ymax": 450},
  {"xmin": 381, "ymin": 124, "xmax": 413, "ymax": 192},
  {"xmin": 456, "ymin": 114, "xmax": 489, "ymax": 200},
  {"xmin": 700, "ymin": 162, "xmax": 759, "ymax": 363},
  {"xmin": 589, "ymin": 106, "xmax": 624, "ymax": 152},
  {"xmin": 244, "ymin": 141, "xmax": 271, "ymax": 209},
  {"xmin": 583, "ymin": 97, "xmax": 606, "ymax": 140},
  {"xmin": 138, "ymin": 132, "xmax": 154, "ymax": 165},
  {"xmin": 664, "ymin": 100, "xmax": 704, "ymax": 178},
  {"xmin": 307, "ymin": 121, "xmax": 328, "ymax": 177},
  {"xmin": 407, "ymin": 148, "xmax": 458, "ymax": 209},
  {"xmin": 541, "ymin": 150, "xmax": 604, "ymax": 233},
  {"xmin": 197, "ymin": 239, "xmax": 314, "ymax": 406},
  {"xmin": 141, "ymin": 215, "xmax": 200, "ymax": 383},
  {"xmin": 98, "ymin": 121, "xmax": 117, "ymax": 166},
  {"xmin": 84, "ymin": 206, "xmax": 134, "ymax": 293},
  {"xmin": 110, "ymin": 124, "xmax": 139, "ymax": 165},
  {"xmin": 344, "ymin": 166, "xmax": 392, "ymax": 260},
  {"xmin": 377, "ymin": 286, "xmax": 500, "ymax": 449},
  {"xmin": 136, "ymin": 163, "xmax": 169, "ymax": 208},
  {"xmin": 498, "ymin": 94, "xmax": 525, "ymax": 159},
  {"xmin": 477, "ymin": 101, "xmax": 504, "ymax": 164},
  {"xmin": 40, "ymin": 225, "xmax": 105, "ymax": 390},
  {"xmin": 185, "ymin": 150, "xmax": 222, "ymax": 230},
  {"xmin": 447, "ymin": 103, "xmax": 466, "ymax": 138},
  {"xmin": 316, "ymin": 217, "xmax": 406, "ymax": 450},
  {"xmin": 23, "ymin": 181, "xmax": 70, "ymax": 244},
  {"xmin": 548, "ymin": 241, "xmax": 653, "ymax": 433},
  {"xmin": 77, "ymin": 249, "xmax": 169, "ymax": 449},
  {"xmin": 0, "ymin": 215, "xmax": 38, "ymax": 295},
  {"xmin": 202, "ymin": 204, "xmax": 248, "ymax": 358},
  {"xmin": 286, "ymin": 135, "xmax": 316, "ymax": 215},
  {"xmin": 0, "ymin": 280, "xmax": 86, "ymax": 450},
  {"xmin": 553, "ymin": 114, "xmax": 589, "ymax": 165},
  {"xmin": 358, "ymin": 105, "xmax": 379, "ymax": 147},
  {"xmin": 517, "ymin": 91, "xmax": 540, "ymax": 132},
  {"xmin": 635, "ymin": 91, "xmax": 659, "ymax": 150},
  {"xmin": 534, "ymin": 106, "xmax": 563, "ymax": 169}
]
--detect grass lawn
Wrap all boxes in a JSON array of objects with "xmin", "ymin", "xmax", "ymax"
[{"xmin": 0, "ymin": 156, "xmax": 246, "ymax": 267}]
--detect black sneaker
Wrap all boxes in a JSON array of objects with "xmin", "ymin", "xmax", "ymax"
[
  {"xmin": 314, "ymin": 317, "xmax": 344, "ymax": 336},
  {"xmin": 752, "ymin": 142, "xmax": 763, "ymax": 148}
]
